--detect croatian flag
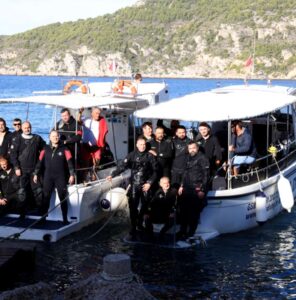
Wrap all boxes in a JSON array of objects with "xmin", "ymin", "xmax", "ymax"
[
  {"xmin": 109, "ymin": 60, "xmax": 118, "ymax": 72},
  {"xmin": 244, "ymin": 56, "xmax": 253, "ymax": 67}
]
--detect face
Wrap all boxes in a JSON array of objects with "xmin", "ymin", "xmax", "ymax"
[
  {"xmin": 160, "ymin": 177, "xmax": 170, "ymax": 191},
  {"xmin": 0, "ymin": 122, "xmax": 5, "ymax": 133},
  {"xmin": 176, "ymin": 128, "xmax": 186, "ymax": 139},
  {"xmin": 91, "ymin": 108, "xmax": 101, "ymax": 121},
  {"xmin": 0, "ymin": 160, "xmax": 9, "ymax": 171},
  {"xmin": 61, "ymin": 111, "xmax": 70, "ymax": 123},
  {"xmin": 199, "ymin": 126, "xmax": 210, "ymax": 138},
  {"xmin": 13, "ymin": 120, "xmax": 22, "ymax": 131},
  {"xmin": 22, "ymin": 122, "xmax": 31, "ymax": 135},
  {"xmin": 155, "ymin": 128, "xmax": 164, "ymax": 141},
  {"xmin": 50, "ymin": 131, "xmax": 60, "ymax": 144},
  {"xmin": 188, "ymin": 143, "xmax": 198, "ymax": 156},
  {"xmin": 136, "ymin": 139, "xmax": 146, "ymax": 152},
  {"xmin": 142, "ymin": 125, "xmax": 152, "ymax": 137}
]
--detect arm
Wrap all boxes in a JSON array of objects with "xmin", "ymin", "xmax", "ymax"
[{"xmin": 65, "ymin": 149, "xmax": 75, "ymax": 184}]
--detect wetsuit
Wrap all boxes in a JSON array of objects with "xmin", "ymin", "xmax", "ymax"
[
  {"xmin": 150, "ymin": 138, "xmax": 174, "ymax": 178},
  {"xmin": 0, "ymin": 168, "xmax": 21, "ymax": 216},
  {"xmin": 171, "ymin": 136, "xmax": 191, "ymax": 187},
  {"xmin": 56, "ymin": 116, "xmax": 82, "ymax": 156},
  {"xmin": 0, "ymin": 129, "xmax": 12, "ymax": 158},
  {"xmin": 111, "ymin": 150, "xmax": 158, "ymax": 235},
  {"xmin": 10, "ymin": 133, "xmax": 45, "ymax": 215},
  {"xmin": 196, "ymin": 134, "xmax": 222, "ymax": 175},
  {"xmin": 179, "ymin": 151, "xmax": 210, "ymax": 238},
  {"xmin": 34, "ymin": 143, "xmax": 74, "ymax": 223},
  {"xmin": 144, "ymin": 187, "xmax": 177, "ymax": 236}
]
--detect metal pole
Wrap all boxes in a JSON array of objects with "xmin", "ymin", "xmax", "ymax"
[
  {"xmin": 227, "ymin": 120, "xmax": 232, "ymax": 190},
  {"xmin": 266, "ymin": 114, "xmax": 270, "ymax": 179}
]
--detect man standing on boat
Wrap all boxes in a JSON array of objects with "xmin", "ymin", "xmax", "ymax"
[
  {"xmin": 11, "ymin": 118, "xmax": 22, "ymax": 143},
  {"xmin": 56, "ymin": 108, "xmax": 82, "ymax": 156},
  {"xmin": 178, "ymin": 141, "xmax": 210, "ymax": 241},
  {"xmin": 149, "ymin": 126, "xmax": 174, "ymax": 178},
  {"xmin": 106, "ymin": 137, "xmax": 158, "ymax": 239},
  {"xmin": 171, "ymin": 125, "xmax": 191, "ymax": 188},
  {"xmin": 141, "ymin": 121, "xmax": 154, "ymax": 151},
  {"xmin": 0, "ymin": 118, "xmax": 12, "ymax": 158},
  {"xmin": 195, "ymin": 122, "xmax": 222, "ymax": 175},
  {"xmin": 33, "ymin": 130, "xmax": 75, "ymax": 224},
  {"xmin": 78, "ymin": 107, "xmax": 108, "ymax": 180},
  {"xmin": 10, "ymin": 121, "xmax": 45, "ymax": 218}
]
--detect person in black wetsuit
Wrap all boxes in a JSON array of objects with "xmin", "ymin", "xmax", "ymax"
[
  {"xmin": 0, "ymin": 157, "xmax": 21, "ymax": 216},
  {"xmin": 150, "ymin": 127, "xmax": 174, "ymax": 178},
  {"xmin": 33, "ymin": 130, "xmax": 75, "ymax": 224},
  {"xmin": 10, "ymin": 121, "xmax": 45, "ymax": 218},
  {"xmin": 11, "ymin": 118, "xmax": 22, "ymax": 143},
  {"xmin": 171, "ymin": 125, "xmax": 191, "ymax": 188},
  {"xmin": 106, "ymin": 137, "xmax": 158, "ymax": 238},
  {"xmin": 55, "ymin": 108, "xmax": 82, "ymax": 156},
  {"xmin": 0, "ymin": 118, "xmax": 12, "ymax": 159},
  {"xmin": 178, "ymin": 141, "xmax": 210, "ymax": 240},
  {"xmin": 143, "ymin": 177, "xmax": 177, "ymax": 239},
  {"xmin": 195, "ymin": 122, "xmax": 222, "ymax": 176},
  {"xmin": 141, "ymin": 121, "xmax": 154, "ymax": 151}
]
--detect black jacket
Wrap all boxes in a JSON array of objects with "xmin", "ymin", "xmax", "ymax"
[
  {"xmin": 10, "ymin": 134, "xmax": 45, "ymax": 172},
  {"xmin": 196, "ymin": 134, "xmax": 222, "ymax": 170},
  {"xmin": 56, "ymin": 116, "xmax": 82, "ymax": 145},
  {"xmin": 0, "ymin": 130, "xmax": 12, "ymax": 158},
  {"xmin": 111, "ymin": 150, "xmax": 158, "ymax": 186},
  {"xmin": 172, "ymin": 136, "xmax": 191, "ymax": 172},
  {"xmin": 0, "ymin": 169, "xmax": 20, "ymax": 202},
  {"xmin": 181, "ymin": 152, "xmax": 210, "ymax": 191},
  {"xmin": 150, "ymin": 138, "xmax": 174, "ymax": 172},
  {"xmin": 34, "ymin": 143, "xmax": 75, "ymax": 178}
]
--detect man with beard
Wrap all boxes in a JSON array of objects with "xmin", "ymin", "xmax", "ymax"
[
  {"xmin": 150, "ymin": 127, "xmax": 174, "ymax": 178},
  {"xmin": 106, "ymin": 137, "xmax": 158, "ymax": 238},
  {"xmin": 171, "ymin": 125, "xmax": 191, "ymax": 188},
  {"xmin": 178, "ymin": 141, "xmax": 210, "ymax": 241},
  {"xmin": 10, "ymin": 121, "xmax": 45, "ymax": 218}
]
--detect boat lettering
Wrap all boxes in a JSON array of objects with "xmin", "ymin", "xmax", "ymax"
[
  {"xmin": 245, "ymin": 212, "xmax": 256, "ymax": 220},
  {"xmin": 247, "ymin": 202, "xmax": 256, "ymax": 211},
  {"xmin": 266, "ymin": 191, "xmax": 280, "ymax": 212}
]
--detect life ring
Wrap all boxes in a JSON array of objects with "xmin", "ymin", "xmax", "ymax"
[
  {"xmin": 112, "ymin": 80, "xmax": 137, "ymax": 95},
  {"xmin": 63, "ymin": 80, "xmax": 88, "ymax": 94}
]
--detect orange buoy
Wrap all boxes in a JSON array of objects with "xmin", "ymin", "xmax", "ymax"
[
  {"xmin": 112, "ymin": 80, "xmax": 137, "ymax": 95},
  {"xmin": 63, "ymin": 80, "xmax": 88, "ymax": 94}
]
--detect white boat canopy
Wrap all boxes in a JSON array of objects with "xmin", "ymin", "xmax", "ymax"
[
  {"xmin": 0, "ymin": 94, "xmax": 149, "ymax": 110},
  {"xmin": 135, "ymin": 85, "xmax": 296, "ymax": 122}
]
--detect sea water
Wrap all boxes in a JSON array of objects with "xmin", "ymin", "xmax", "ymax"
[{"xmin": 0, "ymin": 75, "xmax": 296, "ymax": 299}]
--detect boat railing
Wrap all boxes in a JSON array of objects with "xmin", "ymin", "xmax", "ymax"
[{"xmin": 227, "ymin": 139, "xmax": 296, "ymax": 189}]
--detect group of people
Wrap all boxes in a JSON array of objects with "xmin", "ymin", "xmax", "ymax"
[{"xmin": 0, "ymin": 106, "xmax": 109, "ymax": 224}]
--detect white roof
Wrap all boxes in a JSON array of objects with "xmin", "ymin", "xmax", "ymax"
[
  {"xmin": 135, "ymin": 85, "xmax": 296, "ymax": 122},
  {"xmin": 0, "ymin": 93, "xmax": 149, "ymax": 110}
]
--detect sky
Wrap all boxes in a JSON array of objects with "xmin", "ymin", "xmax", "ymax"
[{"xmin": 0, "ymin": 0, "xmax": 138, "ymax": 35}]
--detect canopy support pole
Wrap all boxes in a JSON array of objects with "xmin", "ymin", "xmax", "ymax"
[{"xmin": 227, "ymin": 120, "xmax": 232, "ymax": 190}]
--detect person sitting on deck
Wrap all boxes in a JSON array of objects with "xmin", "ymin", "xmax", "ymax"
[
  {"xmin": 0, "ymin": 157, "xmax": 21, "ymax": 216},
  {"xmin": 143, "ymin": 177, "xmax": 177, "ymax": 240},
  {"xmin": 229, "ymin": 120, "xmax": 257, "ymax": 176}
]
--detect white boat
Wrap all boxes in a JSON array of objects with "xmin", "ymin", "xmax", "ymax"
[
  {"xmin": 0, "ymin": 79, "xmax": 169, "ymax": 242},
  {"xmin": 135, "ymin": 84, "xmax": 296, "ymax": 243}
]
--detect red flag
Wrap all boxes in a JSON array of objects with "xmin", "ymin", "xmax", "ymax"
[
  {"xmin": 244, "ymin": 56, "xmax": 253, "ymax": 67},
  {"xmin": 109, "ymin": 60, "xmax": 117, "ymax": 72}
]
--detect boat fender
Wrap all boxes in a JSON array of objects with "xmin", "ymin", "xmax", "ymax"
[
  {"xmin": 100, "ymin": 187, "xmax": 128, "ymax": 212},
  {"xmin": 255, "ymin": 191, "xmax": 267, "ymax": 223},
  {"xmin": 277, "ymin": 175, "xmax": 294, "ymax": 213}
]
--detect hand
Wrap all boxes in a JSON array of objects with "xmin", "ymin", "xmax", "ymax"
[
  {"xmin": 79, "ymin": 107, "xmax": 84, "ymax": 114},
  {"xmin": 196, "ymin": 189, "xmax": 205, "ymax": 199},
  {"xmin": 142, "ymin": 183, "xmax": 151, "ymax": 192},
  {"xmin": 143, "ymin": 214, "xmax": 150, "ymax": 221},
  {"xmin": 149, "ymin": 150, "xmax": 157, "ymax": 156},
  {"xmin": 178, "ymin": 186, "xmax": 183, "ymax": 195},
  {"xmin": 33, "ymin": 174, "xmax": 38, "ymax": 184},
  {"xmin": 15, "ymin": 169, "xmax": 21, "ymax": 177},
  {"xmin": 68, "ymin": 175, "xmax": 75, "ymax": 185},
  {"xmin": 0, "ymin": 198, "xmax": 7, "ymax": 206},
  {"xmin": 106, "ymin": 175, "xmax": 112, "ymax": 181},
  {"xmin": 169, "ymin": 212, "xmax": 175, "ymax": 218},
  {"xmin": 229, "ymin": 145, "xmax": 235, "ymax": 152},
  {"xmin": 215, "ymin": 160, "xmax": 221, "ymax": 166}
]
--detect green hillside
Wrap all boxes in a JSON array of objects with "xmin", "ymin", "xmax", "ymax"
[{"xmin": 1, "ymin": 0, "xmax": 296, "ymax": 77}]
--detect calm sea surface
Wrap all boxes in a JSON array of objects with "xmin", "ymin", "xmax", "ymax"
[{"xmin": 1, "ymin": 75, "xmax": 296, "ymax": 299}]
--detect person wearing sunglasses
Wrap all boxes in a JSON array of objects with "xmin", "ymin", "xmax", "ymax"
[{"xmin": 11, "ymin": 118, "xmax": 22, "ymax": 143}]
